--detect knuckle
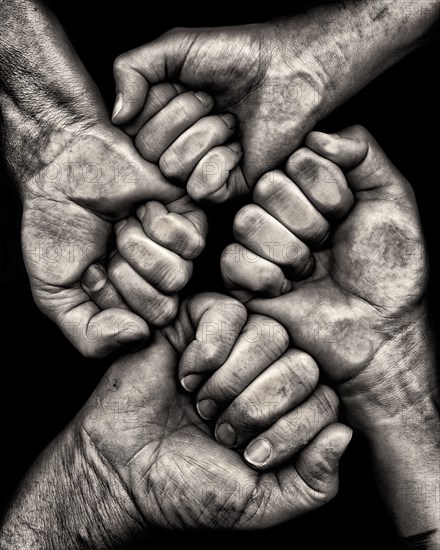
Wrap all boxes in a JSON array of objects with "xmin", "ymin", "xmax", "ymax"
[
  {"xmin": 159, "ymin": 149, "xmax": 185, "ymax": 180},
  {"xmin": 257, "ymin": 266, "xmax": 282, "ymax": 295},
  {"xmin": 162, "ymin": 261, "xmax": 192, "ymax": 293},
  {"xmin": 113, "ymin": 54, "xmax": 128, "ymax": 72},
  {"xmin": 253, "ymin": 171, "xmax": 285, "ymax": 204},
  {"xmin": 233, "ymin": 204, "xmax": 263, "ymax": 241},
  {"xmin": 279, "ymin": 355, "xmax": 318, "ymax": 395},
  {"xmin": 208, "ymin": 373, "xmax": 239, "ymax": 402},
  {"xmin": 304, "ymin": 220, "xmax": 330, "ymax": 245},
  {"xmin": 286, "ymin": 148, "xmax": 318, "ymax": 181},
  {"xmin": 231, "ymin": 399, "xmax": 264, "ymax": 428},
  {"xmin": 313, "ymin": 385, "xmax": 340, "ymax": 421}
]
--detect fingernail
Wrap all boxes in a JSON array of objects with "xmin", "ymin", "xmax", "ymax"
[
  {"xmin": 215, "ymin": 422, "xmax": 237, "ymax": 448},
  {"xmin": 196, "ymin": 399, "xmax": 218, "ymax": 420},
  {"xmin": 302, "ymin": 255, "xmax": 315, "ymax": 276},
  {"xmin": 220, "ymin": 113, "xmax": 236, "ymax": 129},
  {"xmin": 319, "ymin": 232, "xmax": 330, "ymax": 247},
  {"xmin": 181, "ymin": 374, "xmax": 203, "ymax": 392},
  {"xmin": 228, "ymin": 142, "xmax": 242, "ymax": 155},
  {"xmin": 112, "ymin": 92, "xmax": 124, "ymax": 121},
  {"xmin": 194, "ymin": 91, "xmax": 213, "ymax": 108},
  {"xmin": 114, "ymin": 219, "xmax": 128, "ymax": 235},
  {"xmin": 81, "ymin": 264, "xmax": 107, "ymax": 292},
  {"xmin": 244, "ymin": 439, "xmax": 272, "ymax": 467},
  {"xmin": 118, "ymin": 322, "xmax": 150, "ymax": 343},
  {"xmin": 328, "ymin": 427, "xmax": 353, "ymax": 469},
  {"xmin": 329, "ymin": 132, "xmax": 340, "ymax": 139}
]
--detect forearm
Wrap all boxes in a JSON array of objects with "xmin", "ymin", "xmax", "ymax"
[
  {"xmin": 276, "ymin": 0, "xmax": 439, "ymax": 112},
  {"xmin": 340, "ymin": 314, "xmax": 440, "ymax": 543},
  {"xmin": 0, "ymin": 0, "xmax": 108, "ymax": 184},
  {"xmin": 0, "ymin": 426, "xmax": 147, "ymax": 549}
]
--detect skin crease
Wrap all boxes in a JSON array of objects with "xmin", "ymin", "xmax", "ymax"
[
  {"xmin": 0, "ymin": 295, "xmax": 352, "ymax": 549},
  {"xmin": 112, "ymin": 0, "xmax": 440, "ymax": 200},
  {"xmin": 221, "ymin": 126, "xmax": 440, "ymax": 542},
  {"xmin": 224, "ymin": 126, "xmax": 433, "ymax": 393},
  {"xmin": 0, "ymin": 1, "xmax": 438, "ymax": 547}
]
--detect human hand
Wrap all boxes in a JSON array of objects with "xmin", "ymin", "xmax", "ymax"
[
  {"xmin": 82, "ymin": 86, "xmax": 243, "ymax": 325},
  {"xmin": 112, "ymin": 1, "xmax": 438, "ymax": 203},
  {"xmin": 74, "ymin": 294, "xmax": 351, "ymax": 532},
  {"xmin": 221, "ymin": 125, "xmax": 436, "ymax": 419},
  {"xmin": 111, "ymin": 23, "xmax": 327, "ymax": 202}
]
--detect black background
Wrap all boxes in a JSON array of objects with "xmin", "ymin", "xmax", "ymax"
[{"xmin": 1, "ymin": 1, "xmax": 438, "ymax": 548}]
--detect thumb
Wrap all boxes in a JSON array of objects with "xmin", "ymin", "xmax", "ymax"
[
  {"xmin": 35, "ymin": 281, "xmax": 150, "ymax": 359},
  {"xmin": 255, "ymin": 423, "xmax": 352, "ymax": 528},
  {"xmin": 162, "ymin": 293, "xmax": 247, "ymax": 391},
  {"xmin": 112, "ymin": 31, "xmax": 193, "ymax": 125},
  {"xmin": 305, "ymin": 125, "xmax": 414, "ymax": 202},
  {"xmin": 295, "ymin": 423, "xmax": 352, "ymax": 502}
]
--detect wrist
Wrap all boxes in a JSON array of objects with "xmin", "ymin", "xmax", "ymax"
[
  {"xmin": 338, "ymin": 306, "xmax": 439, "ymax": 428},
  {"xmin": 0, "ymin": 423, "xmax": 148, "ymax": 549},
  {"xmin": 0, "ymin": 0, "xmax": 108, "ymax": 186},
  {"xmin": 273, "ymin": 0, "xmax": 440, "ymax": 118}
]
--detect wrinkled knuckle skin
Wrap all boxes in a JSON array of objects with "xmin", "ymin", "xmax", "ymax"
[
  {"xmin": 287, "ymin": 149, "xmax": 319, "ymax": 181},
  {"xmin": 230, "ymin": 399, "xmax": 264, "ymax": 430},
  {"xmin": 253, "ymin": 172, "xmax": 282, "ymax": 205},
  {"xmin": 233, "ymin": 204, "xmax": 263, "ymax": 242},
  {"xmin": 208, "ymin": 374, "xmax": 239, "ymax": 403},
  {"xmin": 314, "ymin": 385, "xmax": 340, "ymax": 420},
  {"xmin": 159, "ymin": 149, "xmax": 185, "ymax": 180},
  {"xmin": 281, "ymin": 351, "xmax": 319, "ymax": 392}
]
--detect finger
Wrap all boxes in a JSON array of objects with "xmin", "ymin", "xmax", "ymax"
[
  {"xmin": 305, "ymin": 126, "xmax": 414, "ymax": 202},
  {"xmin": 137, "ymin": 197, "xmax": 207, "ymax": 260},
  {"xmin": 215, "ymin": 349, "xmax": 319, "ymax": 447},
  {"xmin": 233, "ymin": 204, "xmax": 314, "ymax": 280},
  {"xmin": 160, "ymin": 114, "xmax": 237, "ymax": 181},
  {"xmin": 123, "ymin": 82, "xmax": 185, "ymax": 137},
  {"xmin": 196, "ymin": 315, "xmax": 289, "ymax": 423},
  {"xmin": 254, "ymin": 423, "xmax": 352, "ymax": 527},
  {"xmin": 253, "ymin": 170, "xmax": 330, "ymax": 246},
  {"xmin": 187, "ymin": 143, "xmax": 248, "ymax": 203},
  {"xmin": 178, "ymin": 294, "xmax": 248, "ymax": 392},
  {"xmin": 135, "ymin": 91, "xmax": 214, "ymax": 163},
  {"xmin": 243, "ymin": 385, "xmax": 340, "ymax": 468},
  {"xmin": 114, "ymin": 217, "xmax": 193, "ymax": 294},
  {"xmin": 221, "ymin": 243, "xmax": 292, "ymax": 297},
  {"xmin": 81, "ymin": 263, "xmax": 128, "ymax": 310},
  {"xmin": 113, "ymin": 31, "xmax": 193, "ymax": 124},
  {"xmin": 285, "ymin": 147, "xmax": 354, "ymax": 221},
  {"xmin": 108, "ymin": 252, "xmax": 178, "ymax": 327}
]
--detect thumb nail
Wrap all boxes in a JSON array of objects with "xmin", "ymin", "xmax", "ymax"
[
  {"xmin": 82, "ymin": 264, "xmax": 107, "ymax": 292},
  {"xmin": 112, "ymin": 92, "xmax": 124, "ymax": 121},
  {"xmin": 114, "ymin": 219, "xmax": 128, "ymax": 235},
  {"xmin": 118, "ymin": 320, "xmax": 150, "ymax": 343},
  {"xmin": 328, "ymin": 427, "xmax": 353, "ymax": 469},
  {"xmin": 194, "ymin": 91, "xmax": 213, "ymax": 108}
]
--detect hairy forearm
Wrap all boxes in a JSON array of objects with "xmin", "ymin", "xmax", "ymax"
[
  {"xmin": 340, "ymin": 314, "xmax": 440, "ymax": 542},
  {"xmin": 0, "ymin": 0, "xmax": 107, "ymax": 184},
  {"xmin": 0, "ymin": 426, "xmax": 147, "ymax": 549},
  {"xmin": 276, "ymin": 0, "xmax": 439, "ymax": 112}
]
